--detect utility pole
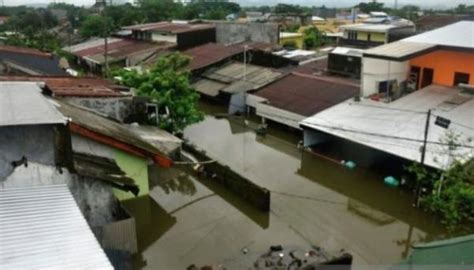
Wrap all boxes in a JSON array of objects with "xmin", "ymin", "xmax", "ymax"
[
  {"xmin": 103, "ymin": 0, "xmax": 110, "ymax": 76},
  {"xmin": 415, "ymin": 109, "xmax": 431, "ymax": 207}
]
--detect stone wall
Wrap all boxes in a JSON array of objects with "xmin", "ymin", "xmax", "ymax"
[
  {"xmin": 215, "ymin": 22, "xmax": 279, "ymax": 45},
  {"xmin": 183, "ymin": 143, "xmax": 270, "ymax": 212}
]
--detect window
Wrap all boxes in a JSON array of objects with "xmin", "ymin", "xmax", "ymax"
[
  {"xmin": 453, "ymin": 72, "xmax": 470, "ymax": 86},
  {"xmin": 347, "ymin": 31, "xmax": 358, "ymax": 40}
]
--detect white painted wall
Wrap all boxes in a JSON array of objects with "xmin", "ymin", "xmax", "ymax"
[
  {"xmin": 151, "ymin": 32, "xmax": 177, "ymax": 43},
  {"xmin": 361, "ymin": 57, "xmax": 409, "ymax": 97}
]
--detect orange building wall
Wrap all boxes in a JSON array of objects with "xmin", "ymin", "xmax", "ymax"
[{"xmin": 409, "ymin": 50, "xmax": 474, "ymax": 87}]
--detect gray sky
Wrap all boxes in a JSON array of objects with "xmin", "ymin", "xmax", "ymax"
[{"xmin": 4, "ymin": 0, "xmax": 473, "ymax": 8}]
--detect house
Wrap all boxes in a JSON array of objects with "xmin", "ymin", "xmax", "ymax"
[
  {"xmin": 63, "ymin": 38, "xmax": 175, "ymax": 73},
  {"xmin": 339, "ymin": 20, "xmax": 415, "ymax": 48},
  {"xmin": 0, "ymin": 185, "xmax": 113, "ymax": 269},
  {"xmin": 192, "ymin": 61, "xmax": 282, "ymax": 100},
  {"xmin": 0, "ymin": 75, "xmax": 133, "ymax": 122},
  {"xmin": 327, "ymin": 47, "xmax": 364, "ymax": 78},
  {"xmin": 247, "ymin": 72, "xmax": 359, "ymax": 129},
  {"xmin": 361, "ymin": 21, "xmax": 474, "ymax": 99},
  {"xmin": 300, "ymin": 21, "xmax": 474, "ymax": 170},
  {"xmin": 122, "ymin": 21, "xmax": 216, "ymax": 50},
  {"xmin": 279, "ymin": 32, "xmax": 305, "ymax": 49},
  {"xmin": 0, "ymin": 45, "xmax": 67, "ymax": 75}
]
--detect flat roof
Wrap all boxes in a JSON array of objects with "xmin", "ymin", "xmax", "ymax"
[
  {"xmin": 402, "ymin": 21, "xmax": 474, "ymax": 49},
  {"xmin": 300, "ymin": 84, "xmax": 474, "ymax": 170},
  {"xmin": 254, "ymin": 72, "xmax": 359, "ymax": 117},
  {"xmin": 0, "ymin": 82, "xmax": 66, "ymax": 127},
  {"xmin": 363, "ymin": 41, "xmax": 437, "ymax": 60},
  {"xmin": 280, "ymin": 32, "xmax": 304, "ymax": 38},
  {"xmin": 340, "ymin": 23, "xmax": 403, "ymax": 33},
  {"xmin": 0, "ymin": 185, "xmax": 113, "ymax": 269},
  {"xmin": 331, "ymin": 47, "xmax": 364, "ymax": 57}
]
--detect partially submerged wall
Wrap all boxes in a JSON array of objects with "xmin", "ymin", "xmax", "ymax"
[
  {"xmin": 183, "ymin": 143, "xmax": 270, "ymax": 212},
  {"xmin": 215, "ymin": 22, "xmax": 279, "ymax": 45}
]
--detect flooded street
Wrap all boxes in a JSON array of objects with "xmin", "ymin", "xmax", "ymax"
[{"xmin": 124, "ymin": 101, "xmax": 447, "ymax": 269}]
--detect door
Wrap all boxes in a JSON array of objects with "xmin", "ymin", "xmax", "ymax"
[
  {"xmin": 421, "ymin": 68, "xmax": 434, "ymax": 89},
  {"xmin": 409, "ymin": 66, "xmax": 421, "ymax": 90},
  {"xmin": 453, "ymin": 72, "xmax": 470, "ymax": 86}
]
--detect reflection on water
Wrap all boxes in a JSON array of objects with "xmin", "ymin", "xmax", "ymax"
[{"xmin": 123, "ymin": 101, "xmax": 451, "ymax": 269}]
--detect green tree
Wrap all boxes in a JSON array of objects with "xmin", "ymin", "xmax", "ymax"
[
  {"xmin": 114, "ymin": 53, "xmax": 204, "ymax": 133},
  {"xmin": 357, "ymin": 2, "xmax": 385, "ymax": 13},
  {"xmin": 79, "ymin": 15, "xmax": 114, "ymax": 38},
  {"xmin": 407, "ymin": 132, "xmax": 474, "ymax": 231},
  {"xmin": 304, "ymin": 26, "xmax": 324, "ymax": 49},
  {"xmin": 274, "ymin": 4, "xmax": 305, "ymax": 14}
]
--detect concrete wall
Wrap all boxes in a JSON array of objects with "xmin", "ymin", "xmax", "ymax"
[
  {"xmin": 62, "ymin": 97, "xmax": 133, "ymax": 122},
  {"xmin": 71, "ymin": 134, "xmax": 150, "ymax": 201},
  {"xmin": 0, "ymin": 125, "xmax": 56, "ymax": 180},
  {"xmin": 362, "ymin": 57, "xmax": 409, "ymax": 97},
  {"xmin": 215, "ymin": 22, "xmax": 279, "ymax": 45},
  {"xmin": 151, "ymin": 32, "xmax": 177, "ymax": 43}
]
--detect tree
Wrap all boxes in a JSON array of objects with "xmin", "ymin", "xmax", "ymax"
[
  {"xmin": 113, "ymin": 53, "xmax": 204, "ymax": 133},
  {"xmin": 274, "ymin": 4, "xmax": 305, "ymax": 14},
  {"xmin": 79, "ymin": 15, "xmax": 114, "ymax": 38},
  {"xmin": 406, "ymin": 132, "xmax": 474, "ymax": 231},
  {"xmin": 304, "ymin": 26, "xmax": 324, "ymax": 49},
  {"xmin": 357, "ymin": 2, "xmax": 385, "ymax": 13}
]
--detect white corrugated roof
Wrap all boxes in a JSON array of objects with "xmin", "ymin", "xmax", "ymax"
[
  {"xmin": 402, "ymin": 21, "xmax": 474, "ymax": 49},
  {"xmin": 0, "ymin": 184, "xmax": 113, "ymax": 269},
  {"xmin": 300, "ymin": 85, "xmax": 474, "ymax": 170},
  {"xmin": 340, "ymin": 23, "xmax": 400, "ymax": 33},
  {"xmin": 0, "ymin": 82, "xmax": 66, "ymax": 127}
]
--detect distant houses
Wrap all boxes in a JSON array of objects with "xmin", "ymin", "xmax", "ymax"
[{"xmin": 301, "ymin": 21, "xmax": 474, "ymax": 169}]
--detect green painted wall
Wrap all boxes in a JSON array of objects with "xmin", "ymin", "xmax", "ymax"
[
  {"xmin": 357, "ymin": 31, "xmax": 386, "ymax": 42},
  {"xmin": 113, "ymin": 149, "xmax": 149, "ymax": 201}
]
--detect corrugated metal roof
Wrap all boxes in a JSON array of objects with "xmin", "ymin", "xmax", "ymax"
[
  {"xmin": 122, "ymin": 22, "xmax": 215, "ymax": 34},
  {"xmin": 184, "ymin": 43, "xmax": 243, "ymax": 72},
  {"xmin": 340, "ymin": 23, "xmax": 404, "ymax": 33},
  {"xmin": 0, "ymin": 76, "xmax": 129, "ymax": 98},
  {"xmin": 300, "ymin": 84, "xmax": 474, "ymax": 170},
  {"xmin": 192, "ymin": 78, "xmax": 227, "ymax": 97},
  {"xmin": 254, "ymin": 73, "xmax": 359, "ymax": 116},
  {"xmin": 0, "ymin": 45, "xmax": 52, "ymax": 57},
  {"xmin": 0, "ymin": 82, "xmax": 66, "ymax": 127},
  {"xmin": 0, "ymin": 184, "xmax": 113, "ymax": 269}
]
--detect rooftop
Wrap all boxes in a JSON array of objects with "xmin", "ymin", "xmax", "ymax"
[
  {"xmin": 0, "ymin": 185, "xmax": 112, "ymax": 269},
  {"xmin": 122, "ymin": 21, "xmax": 215, "ymax": 34},
  {"xmin": 300, "ymin": 84, "xmax": 474, "ymax": 170},
  {"xmin": 402, "ymin": 20, "xmax": 474, "ymax": 49},
  {"xmin": 254, "ymin": 72, "xmax": 359, "ymax": 117},
  {"xmin": 63, "ymin": 38, "xmax": 175, "ymax": 65},
  {"xmin": 280, "ymin": 32, "xmax": 304, "ymax": 38},
  {"xmin": 183, "ymin": 43, "xmax": 243, "ymax": 72},
  {"xmin": 331, "ymin": 47, "xmax": 364, "ymax": 57},
  {"xmin": 0, "ymin": 76, "xmax": 129, "ymax": 98},
  {"xmin": 364, "ymin": 21, "xmax": 474, "ymax": 61},
  {"xmin": 0, "ymin": 45, "xmax": 67, "ymax": 76},
  {"xmin": 340, "ymin": 23, "xmax": 408, "ymax": 33},
  {"xmin": 0, "ymin": 82, "xmax": 66, "ymax": 127}
]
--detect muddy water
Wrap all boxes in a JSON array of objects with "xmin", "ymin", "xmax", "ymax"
[{"xmin": 124, "ymin": 101, "xmax": 448, "ymax": 269}]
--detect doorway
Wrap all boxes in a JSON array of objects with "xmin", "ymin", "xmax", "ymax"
[
  {"xmin": 421, "ymin": 68, "xmax": 434, "ymax": 89},
  {"xmin": 453, "ymin": 72, "xmax": 470, "ymax": 86}
]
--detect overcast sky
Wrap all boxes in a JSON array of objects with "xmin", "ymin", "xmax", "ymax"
[{"xmin": 4, "ymin": 0, "xmax": 473, "ymax": 8}]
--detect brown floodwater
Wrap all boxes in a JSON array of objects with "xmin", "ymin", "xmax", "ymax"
[{"xmin": 123, "ymin": 101, "xmax": 452, "ymax": 270}]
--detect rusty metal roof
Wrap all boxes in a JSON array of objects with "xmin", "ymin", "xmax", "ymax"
[
  {"xmin": 0, "ymin": 76, "xmax": 129, "ymax": 98},
  {"xmin": 184, "ymin": 43, "xmax": 244, "ymax": 71},
  {"xmin": 122, "ymin": 22, "xmax": 215, "ymax": 34},
  {"xmin": 254, "ymin": 72, "xmax": 359, "ymax": 116},
  {"xmin": 63, "ymin": 38, "xmax": 175, "ymax": 64},
  {"xmin": 0, "ymin": 45, "xmax": 52, "ymax": 57}
]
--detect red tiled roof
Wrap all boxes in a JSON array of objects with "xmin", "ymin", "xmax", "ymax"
[
  {"xmin": 0, "ymin": 76, "xmax": 129, "ymax": 98},
  {"xmin": 254, "ymin": 72, "xmax": 359, "ymax": 116},
  {"xmin": 184, "ymin": 43, "xmax": 244, "ymax": 71},
  {"xmin": 0, "ymin": 45, "xmax": 52, "ymax": 58},
  {"xmin": 122, "ymin": 22, "xmax": 215, "ymax": 34}
]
